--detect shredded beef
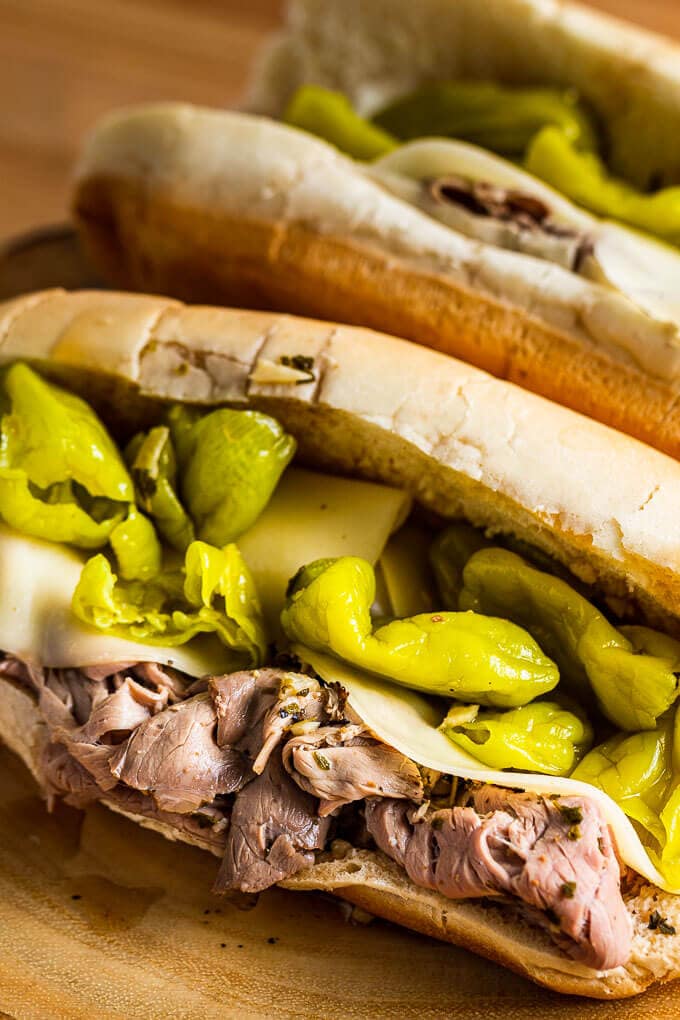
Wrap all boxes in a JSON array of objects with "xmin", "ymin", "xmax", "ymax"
[
  {"xmin": 215, "ymin": 750, "xmax": 330, "ymax": 893},
  {"xmin": 282, "ymin": 723, "xmax": 424, "ymax": 815},
  {"xmin": 365, "ymin": 787, "xmax": 631, "ymax": 970},
  {"xmin": 109, "ymin": 693, "xmax": 249, "ymax": 813}
]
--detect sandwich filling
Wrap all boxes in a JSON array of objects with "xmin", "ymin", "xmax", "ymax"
[
  {"xmin": 283, "ymin": 84, "xmax": 680, "ymax": 328},
  {"xmin": 0, "ymin": 655, "xmax": 630, "ymax": 970},
  {"xmin": 1, "ymin": 362, "xmax": 680, "ymax": 974}
]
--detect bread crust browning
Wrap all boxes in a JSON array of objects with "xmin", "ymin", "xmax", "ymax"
[{"xmin": 74, "ymin": 173, "xmax": 680, "ymax": 460}]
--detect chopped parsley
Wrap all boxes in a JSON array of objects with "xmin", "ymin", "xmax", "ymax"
[
  {"xmin": 649, "ymin": 910, "xmax": 676, "ymax": 935},
  {"xmin": 313, "ymin": 752, "xmax": 331, "ymax": 771},
  {"xmin": 279, "ymin": 355, "xmax": 316, "ymax": 384},
  {"xmin": 561, "ymin": 881, "xmax": 577, "ymax": 899},
  {"xmin": 558, "ymin": 804, "xmax": 583, "ymax": 826}
]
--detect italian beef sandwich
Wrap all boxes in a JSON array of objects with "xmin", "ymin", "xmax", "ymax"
[
  {"xmin": 2, "ymin": 289, "xmax": 680, "ymax": 998},
  {"xmin": 74, "ymin": 0, "xmax": 680, "ymax": 457}
]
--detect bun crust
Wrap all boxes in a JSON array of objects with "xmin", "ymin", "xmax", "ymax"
[
  {"xmin": 3, "ymin": 288, "xmax": 680, "ymax": 997},
  {"xmin": 73, "ymin": 105, "xmax": 680, "ymax": 460},
  {"xmin": 2, "ymin": 288, "xmax": 680, "ymax": 629}
]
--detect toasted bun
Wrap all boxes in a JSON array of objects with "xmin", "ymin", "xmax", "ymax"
[
  {"xmin": 73, "ymin": 102, "xmax": 680, "ymax": 460},
  {"xmin": 2, "ymin": 287, "xmax": 680, "ymax": 630},
  {"xmin": 3, "ymin": 288, "xmax": 680, "ymax": 997}
]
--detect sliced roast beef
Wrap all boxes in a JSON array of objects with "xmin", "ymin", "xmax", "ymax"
[
  {"xmin": 0, "ymin": 653, "xmax": 633, "ymax": 970},
  {"xmin": 42, "ymin": 741, "xmax": 104, "ymax": 808},
  {"xmin": 45, "ymin": 668, "xmax": 110, "ymax": 725},
  {"xmin": 365, "ymin": 787, "xmax": 631, "ymax": 970},
  {"xmin": 109, "ymin": 693, "xmax": 250, "ymax": 813},
  {"xmin": 100, "ymin": 784, "xmax": 229, "ymax": 855},
  {"xmin": 215, "ymin": 751, "xmax": 331, "ymax": 893},
  {"xmin": 210, "ymin": 669, "xmax": 282, "ymax": 757},
  {"xmin": 79, "ymin": 678, "xmax": 167, "ymax": 743},
  {"xmin": 131, "ymin": 662, "xmax": 190, "ymax": 702},
  {"xmin": 282, "ymin": 723, "xmax": 424, "ymax": 815},
  {"xmin": 209, "ymin": 669, "xmax": 345, "ymax": 773}
]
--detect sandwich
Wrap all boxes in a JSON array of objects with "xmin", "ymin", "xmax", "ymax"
[
  {"xmin": 3, "ymin": 288, "xmax": 680, "ymax": 999},
  {"xmin": 73, "ymin": 0, "xmax": 680, "ymax": 459}
]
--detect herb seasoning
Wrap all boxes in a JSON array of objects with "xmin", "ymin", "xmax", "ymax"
[{"xmin": 649, "ymin": 910, "xmax": 676, "ymax": 935}]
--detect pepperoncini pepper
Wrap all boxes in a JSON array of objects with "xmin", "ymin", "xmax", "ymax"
[
  {"xmin": 284, "ymin": 85, "xmax": 398, "ymax": 160},
  {"xmin": 281, "ymin": 556, "xmax": 559, "ymax": 706},
  {"xmin": 429, "ymin": 522, "xmax": 489, "ymax": 609},
  {"xmin": 459, "ymin": 547, "xmax": 679, "ymax": 731},
  {"xmin": 125, "ymin": 425, "xmax": 195, "ymax": 552},
  {"xmin": 168, "ymin": 406, "xmax": 296, "ymax": 547},
  {"xmin": 373, "ymin": 82, "xmax": 598, "ymax": 157},
  {"xmin": 0, "ymin": 363, "xmax": 133, "ymax": 547},
  {"xmin": 73, "ymin": 540, "xmax": 267, "ymax": 665},
  {"xmin": 526, "ymin": 126, "xmax": 680, "ymax": 246},
  {"xmin": 440, "ymin": 700, "xmax": 592, "ymax": 775}
]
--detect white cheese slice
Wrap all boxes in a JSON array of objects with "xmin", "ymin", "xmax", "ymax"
[
  {"xmin": 299, "ymin": 646, "xmax": 675, "ymax": 893},
  {"xmin": 371, "ymin": 138, "xmax": 593, "ymax": 229},
  {"xmin": 380, "ymin": 523, "xmax": 436, "ymax": 618},
  {"xmin": 0, "ymin": 469, "xmax": 409, "ymax": 674},
  {"xmin": 238, "ymin": 468, "xmax": 411, "ymax": 628},
  {"xmin": 0, "ymin": 526, "xmax": 229, "ymax": 677}
]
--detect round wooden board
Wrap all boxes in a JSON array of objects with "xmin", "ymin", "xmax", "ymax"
[{"xmin": 0, "ymin": 229, "xmax": 679, "ymax": 1019}]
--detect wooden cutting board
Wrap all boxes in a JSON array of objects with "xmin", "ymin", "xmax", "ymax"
[{"xmin": 0, "ymin": 232, "xmax": 679, "ymax": 1019}]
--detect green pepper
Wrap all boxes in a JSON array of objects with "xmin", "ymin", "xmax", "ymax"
[
  {"xmin": 660, "ymin": 784, "xmax": 680, "ymax": 887},
  {"xmin": 460, "ymin": 547, "xmax": 679, "ymax": 731},
  {"xmin": 283, "ymin": 85, "xmax": 398, "ymax": 160},
  {"xmin": 573, "ymin": 715, "xmax": 673, "ymax": 846},
  {"xmin": 73, "ymin": 539, "xmax": 267, "ymax": 665},
  {"xmin": 429, "ymin": 523, "xmax": 489, "ymax": 609},
  {"xmin": 373, "ymin": 82, "xmax": 597, "ymax": 158},
  {"xmin": 126, "ymin": 426, "xmax": 195, "ymax": 552},
  {"xmin": 281, "ymin": 556, "xmax": 559, "ymax": 706},
  {"xmin": 526, "ymin": 126, "xmax": 680, "ymax": 246},
  {"xmin": 109, "ymin": 506, "xmax": 162, "ymax": 581},
  {"xmin": 0, "ymin": 363, "xmax": 133, "ymax": 547},
  {"xmin": 574, "ymin": 706, "xmax": 680, "ymax": 885},
  {"xmin": 621, "ymin": 625, "xmax": 680, "ymax": 669},
  {"xmin": 440, "ymin": 700, "xmax": 592, "ymax": 775},
  {"xmin": 168, "ymin": 405, "xmax": 296, "ymax": 547}
]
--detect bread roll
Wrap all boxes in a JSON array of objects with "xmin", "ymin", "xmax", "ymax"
[
  {"xmin": 2, "ymin": 288, "xmax": 680, "ymax": 998},
  {"xmin": 72, "ymin": 0, "xmax": 680, "ymax": 458}
]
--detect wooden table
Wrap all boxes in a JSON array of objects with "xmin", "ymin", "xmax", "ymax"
[{"xmin": 1, "ymin": 0, "xmax": 680, "ymax": 238}]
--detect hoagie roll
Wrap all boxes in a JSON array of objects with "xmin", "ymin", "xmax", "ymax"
[{"xmin": 3, "ymin": 289, "xmax": 680, "ymax": 997}]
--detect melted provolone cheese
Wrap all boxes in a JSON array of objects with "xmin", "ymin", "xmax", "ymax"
[
  {"xmin": 0, "ymin": 469, "xmax": 409, "ymax": 675},
  {"xmin": 0, "ymin": 526, "xmax": 229, "ymax": 677},
  {"xmin": 299, "ymin": 646, "xmax": 675, "ymax": 893},
  {"xmin": 380, "ymin": 523, "xmax": 436, "ymax": 618},
  {"xmin": 238, "ymin": 468, "xmax": 411, "ymax": 628}
]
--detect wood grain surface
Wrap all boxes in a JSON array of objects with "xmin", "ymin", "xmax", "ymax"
[{"xmin": 0, "ymin": 0, "xmax": 680, "ymax": 238}]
